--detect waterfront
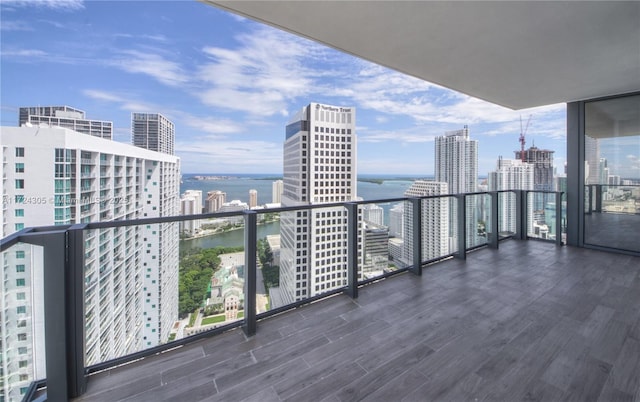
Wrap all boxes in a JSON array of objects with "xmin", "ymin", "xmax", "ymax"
[
  {"xmin": 181, "ymin": 220, "xmax": 281, "ymax": 250},
  {"xmin": 180, "ymin": 173, "xmax": 419, "ymax": 205}
]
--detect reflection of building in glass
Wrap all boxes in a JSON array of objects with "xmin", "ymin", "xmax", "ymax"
[{"xmin": 584, "ymin": 135, "xmax": 600, "ymax": 185}]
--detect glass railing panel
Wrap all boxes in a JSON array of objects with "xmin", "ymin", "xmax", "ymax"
[
  {"xmin": 466, "ymin": 193, "xmax": 488, "ymax": 249},
  {"xmin": 0, "ymin": 243, "xmax": 45, "ymax": 401},
  {"xmin": 359, "ymin": 201, "xmax": 401, "ymax": 283},
  {"xmin": 177, "ymin": 215, "xmax": 246, "ymax": 338},
  {"xmin": 527, "ymin": 191, "xmax": 558, "ymax": 241},
  {"xmin": 255, "ymin": 210, "xmax": 281, "ymax": 314},
  {"xmin": 425, "ymin": 195, "xmax": 456, "ymax": 261},
  {"xmin": 498, "ymin": 191, "xmax": 517, "ymax": 238},
  {"xmin": 266, "ymin": 205, "xmax": 349, "ymax": 311},
  {"xmin": 83, "ymin": 214, "xmax": 246, "ymax": 368}
]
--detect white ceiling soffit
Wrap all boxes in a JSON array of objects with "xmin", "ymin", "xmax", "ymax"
[{"xmin": 204, "ymin": 1, "xmax": 640, "ymax": 110}]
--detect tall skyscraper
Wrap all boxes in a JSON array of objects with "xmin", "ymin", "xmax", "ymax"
[
  {"xmin": 272, "ymin": 180, "xmax": 283, "ymax": 204},
  {"xmin": 488, "ymin": 158, "xmax": 534, "ymax": 234},
  {"xmin": 276, "ymin": 102, "xmax": 360, "ymax": 307},
  {"xmin": 249, "ymin": 189, "xmax": 258, "ymax": 208},
  {"xmin": 0, "ymin": 126, "xmax": 180, "ymax": 399},
  {"xmin": 403, "ymin": 180, "xmax": 449, "ymax": 262},
  {"xmin": 434, "ymin": 126, "xmax": 478, "ymax": 249},
  {"xmin": 585, "ymin": 135, "xmax": 600, "ymax": 185},
  {"xmin": 205, "ymin": 190, "xmax": 226, "ymax": 213},
  {"xmin": 132, "ymin": 113, "xmax": 175, "ymax": 155},
  {"xmin": 19, "ymin": 105, "xmax": 113, "ymax": 139},
  {"xmin": 515, "ymin": 145, "xmax": 555, "ymax": 212}
]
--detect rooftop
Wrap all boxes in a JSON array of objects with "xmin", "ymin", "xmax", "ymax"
[{"xmin": 74, "ymin": 240, "xmax": 640, "ymax": 401}]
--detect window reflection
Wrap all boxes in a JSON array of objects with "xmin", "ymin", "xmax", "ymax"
[{"xmin": 584, "ymin": 94, "xmax": 640, "ymax": 252}]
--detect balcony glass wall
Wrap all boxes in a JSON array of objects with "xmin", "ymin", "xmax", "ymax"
[
  {"xmin": 0, "ymin": 243, "xmax": 45, "ymax": 401},
  {"xmin": 584, "ymin": 94, "xmax": 640, "ymax": 253},
  {"xmin": 0, "ymin": 190, "xmax": 564, "ymax": 399}
]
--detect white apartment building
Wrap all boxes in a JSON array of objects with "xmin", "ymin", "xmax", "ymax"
[
  {"xmin": 388, "ymin": 202, "xmax": 404, "ymax": 238},
  {"xmin": 277, "ymin": 103, "xmax": 362, "ymax": 307},
  {"xmin": 487, "ymin": 158, "xmax": 535, "ymax": 235},
  {"xmin": 272, "ymin": 180, "xmax": 283, "ymax": 204},
  {"xmin": 403, "ymin": 180, "xmax": 449, "ymax": 263},
  {"xmin": 19, "ymin": 106, "xmax": 113, "ymax": 140},
  {"xmin": 0, "ymin": 126, "xmax": 180, "ymax": 400},
  {"xmin": 362, "ymin": 203, "xmax": 384, "ymax": 226},
  {"xmin": 435, "ymin": 126, "xmax": 479, "ymax": 249},
  {"xmin": 180, "ymin": 190, "xmax": 203, "ymax": 235},
  {"xmin": 205, "ymin": 190, "xmax": 226, "ymax": 213}
]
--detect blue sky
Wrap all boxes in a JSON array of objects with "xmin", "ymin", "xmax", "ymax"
[{"xmin": 1, "ymin": 0, "xmax": 568, "ymax": 176}]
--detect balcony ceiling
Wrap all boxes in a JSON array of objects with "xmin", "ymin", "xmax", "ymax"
[{"xmin": 204, "ymin": 1, "xmax": 640, "ymax": 110}]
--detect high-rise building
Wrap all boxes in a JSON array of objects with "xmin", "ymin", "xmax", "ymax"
[
  {"xmin": 249, "ymin": 189, "xmax": 258, "ymax": 208},
  {"xmin": 362, "ymin": 203, "xmax": 384, "ymax": 226},
  {"xmin": 205, "ymin": 190, "xmax": 226, "ymax": 213},
  {"xmin": 19, "ymin": 105, "xmax": 113, "ymax": 139},
  {"xmin": 388, "ymin": 203, "xmax": 404, "ymax": 239},
  {"xmin": 434, "ymin": 126, "xmax": 478, "ymax": 248},
  {"xmin": 0, "ymin": 126, "xmax": 180, "ymax": 398},
  {"xmin": 585, "ymin": 135, "xmax": 600, "ymax": 185},
  {"xmin": 272, "ymin": 180, "xmax": 283, "ymax": 204},
  {"xmin": 132, "ymin": 113, "xmax": 175, "ymax": 155},
  {"xmin": 276, "ymin": 102, "xmax": 361, "ymax": 307},
  {"xmin": 180, "ymin": 190, "xmax": 203, "ymax": 235},
  {"xmin": 487, "ymin": 158, "xmax": 534, "ymax": 235},
  {"xmin": 362, "ymin": 223, "xmax": 389, "ymax": 278},
  {"xmin": 403, "ymin": 180, "xmax": 449, "ymax": 262},
  {"xmin": 515, "ymin": 145, "xmax": 555, "ymax": 212}
]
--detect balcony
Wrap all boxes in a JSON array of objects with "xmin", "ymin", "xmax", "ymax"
[
  {"xmin": 3, "ymin": 190, "xmax": 640, "ymax": 401},
  {"xmin": 76, "ymin": 240, "xmax": 639, "ymax": 401}
]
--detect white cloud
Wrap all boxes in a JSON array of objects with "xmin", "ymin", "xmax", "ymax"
[
  {"xmin": 110, "ymin": 50, "xmax": 188, "ymax": 87},
  {"xmin": 1, "ymin": 49, "xmax": 47, "ymax": 57},
  {"xmin": 0, "ymin": 20, "xmax": 33, "ymax": 31},
  {"xmin": 2, "ymin": 0, "xmax": 84, "ymax": 11},
  {"xmin": 195, "ymin": 27, "xmax": 323, "ymax": 116}
]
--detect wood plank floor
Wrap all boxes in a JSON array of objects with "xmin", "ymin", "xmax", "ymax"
[{"xmin": 74, "ymin": 240, "xmax": 640, "ymax": 402}]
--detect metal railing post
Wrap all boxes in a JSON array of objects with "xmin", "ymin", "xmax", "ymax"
[
  {"xmin": 455, "ymin": 194, "xmax": 466, "ymax": 260},
  {"xmin": 243, "ymin": 210, "xmax": 257, "ymax": 336},
  {"xmin": 555, "ymin": 192, "xmax": 564, "ymax": 246},
  {"xmin": 489, "ymin": 191, "xmax": 499, "ymax": 249},
  {"xmin": 409, "ymin": 198, "xmax": 422, "ymax": 275},
  {"xmin": 345, "ymin": 203, "xmax": 359, "ymax": 298},
  {"xmin": 586, "ymin": 184, "xmax": 592, "ymax": 214},
  {"xmin": 19, "ymin": 228, "xmax": 71, "ymax": 401},
  {"xmin": 595, "ymin": 184, "xmax": 603, "ymax": 213},
  {"xmin": 67, "ymin": 224, "xmax": 88, "ymax": 397},
  {"xmin": 515, "ymin": 190, "xmax": 526, "ymax": 240}
]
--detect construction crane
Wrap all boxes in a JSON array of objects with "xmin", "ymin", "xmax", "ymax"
[{"xmin": 519, "ymin": 115, "xmax": 532, "ymax": 162}]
